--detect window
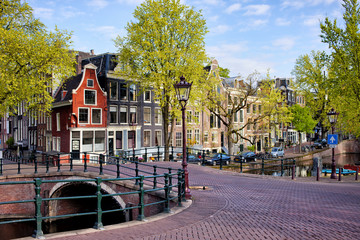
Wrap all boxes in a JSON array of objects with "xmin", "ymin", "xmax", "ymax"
[
  {"xmin": 144, "ymin": 90, "xmax": 151, "ymax": 102},
  {"xmin": 95, "ymin": 131, "xmax": 105, "ymax": 151},
  {"xmin": 247, "ymin": 105, "xmax": 251, "ymax": 114},
  {"xmin": 110, "ymin": 106, "xmax": 118, "ymax": 124},
  {"xmin": 194, "ymin": 111, "xmax": 200, "ymax": 124},
  {"xmin": 258, "ymin": 105, "xmax": 262, "ymax": 113},
  {"xmin": 186, "ymin": 110, "xmax": 192, "ymax": 123},
  {"xmin": 128, "ymin": 130, "xmax": 136, "ymax": 149},
  {"xmin": 56, "ymin": 137, "xmax": 61, "ymax": 151},
  {"xmin": 82, "ymin": 131, "xmax": 93, "ymax": 152},
  {"xmin": 175, "ymin": 132, "xmax": 182, "ymax": 147},
  {"xmin": 120, "ymin": 83, "xmax": 127, "ymax": 100},
  {"xmin": 129, "ymin": 84, "xmax": 136, "ymax": 101},
  {"xmin": 253, "ymin": 104, "xmax": 256, "ymax": 113},
  {"xmin": 85, "ymin": 90, "xmax": 96, "ymax": 105},
  {"xmin": 155, "ymin": 130, "xmax": 162, "ymax": 146},
  {"xmin": 116, "ymin": 131, "xmax": 122, "ymax": 149},
  {"xmin": 130, "ymin": 107, "xmax": 137, "ymax": 124},
  {"xmin": 92, "ymin": 109, "xmax": 101, "ymax": 124},
  {"xmin": 234, "ymin": 97, "xmax": 238, "ymax": 105},
  {"xmin": 144, "ymin": 107, "xmax": 151, "ymax": 124},
  {"xmin": 56, "ymin": 113, "xmax": 60, "ymax": 131},
  {"xmin": 234, "ymin": 110, "xmax": 238, "ymax": 122},
  {"xmin": 87, "ymin": 79, "xmax": 94, "ymax": 87},
  {"xmin": 79, "ymin": 108, "xmax": 89, "ymax": 124},
  {"xmin": 109, "ymin": 81, "xmax": 118, "ymax": 100},
  {"xmin": 240, "ymin": 110, "xmax": 244, "ymax": 123},
  {"xmin": 120, "ymin": 106, "xmax": 127, "ymax": 123},
  {"xmin": 144, "ymin": 130, "xmax": 151, "ymax": 147},
  {"xmin": 210, "ymin": 114, "xmax": 215, "ymax": 128},
  {"xmin": 212, "ymin": 132, "xmax": 217, "ymax": 142},
  {"xmin": 187, "ymin": 129, "xmax": 192, "ymax": 145},
  {"xmin": 176, "ymin": 118, "xmax": 181, "ymax": 126},
  {"xmin": 204, "ymin": 132, "xmax": 208, "ymax": 143},
  {"xmin": 195, "ymin": 129, "xmax": 200, "ymax": 144},
  {"xmin": 155, "ymin": 108, "xmax": 161, "ymax": 124}
]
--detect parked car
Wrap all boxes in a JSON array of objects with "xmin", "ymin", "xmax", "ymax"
[
  {"xmin": 187, "ymin": 155, "xmax": 202, "ymax": 165},
  {"xmin": 206, "ymin": 153, "xmax": 231, "ymax": 166},
  {"xmin": 312, "ymin": 139, "xmax": 327, "ymax": 149},
  {"xmin": 234, "ymin": 152, "xmax": 257, "ymax": 162},
  {"xmin": 270, "ymin": 147, "xmax": 284, "ymax": 158}
]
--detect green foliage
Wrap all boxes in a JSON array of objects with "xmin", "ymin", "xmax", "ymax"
[
  {"xmin": 292, "ymin": 51, "xmax": 330, "ymax": 129},
  {"xmin": 219, "ymin": 67, "xmax": 230, "ymax": 78},
  {"xmin": 6, "ymin": 136, "xmax": 14, "ymax": 148},
  {"xmin": 0, "ymin": 0, "xmax": 76, "ymax": 116},
  {"xmin": 319, "ymin": 0, "xmax": 360, "ymax": 136},
  {"xmin": 290, "ymin": 104, "xmax": 317, "ymax": 134},
  {"xmin": 247, "ymin": 145, "xmax": 255, "ymax": 152},
  {"xmin": 114, "ymin": 0, "xmax": 211, "ymax": 158}
]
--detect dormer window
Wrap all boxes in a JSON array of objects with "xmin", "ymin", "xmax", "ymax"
[{"xmin": 87, "ymin": 79, "xmax": 94, "ymax": 87}]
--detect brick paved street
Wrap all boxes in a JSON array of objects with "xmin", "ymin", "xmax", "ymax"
[{"xmin": 20, "ymin": 162, "xmax": 360, "ymax": 240}]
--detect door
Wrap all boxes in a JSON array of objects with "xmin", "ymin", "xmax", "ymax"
[
  {"xmin": 108, "ymin": 138, "xmax": 114, "ymax": 156},
  {"xmin": 72, "ymin": 140, "xmax": 80, "ymax": 160}
]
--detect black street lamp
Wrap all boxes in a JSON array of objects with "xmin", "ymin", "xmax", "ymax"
[
  {"xmin": 174, "ymin": 76, "xmax": 192, "ymax": 199},
  {"xmin": 327, "ymin": 108, "xmax": 339, "ymax": 179}
]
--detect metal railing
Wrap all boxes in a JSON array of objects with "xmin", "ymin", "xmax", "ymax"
[{"xmin": 0, "ymin": 152, "xmax": 185, "ymax": 239}]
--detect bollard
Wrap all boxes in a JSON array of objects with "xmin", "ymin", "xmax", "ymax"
[
  {"xmin": 137, "ymin": 175, "xmax": 145, "ymax": 221},
  {"xmin": 84, "ymin": 152, "xmax": 88, "ymax": 172},
  {"xmin": 219, "ymin": 153, "xmax": 223, "ymax": 170},
  {"xmin": 164, "ymin": 173, "xmax": 170, "ymax": 213},
  {"xmin": 171, "ymin": 146, "xmax": 174, "ymax": 161},
  {"xmin": 292, "ymin": 165, "xmax": 295, "ymax": 180},
  {"xmin": 94, "ymin": 177, "xmax": 104, "ymax": 229},
  {"xmin": 338, "ymin": 168, "xmax": 342, "ymax": 181},
  {"xmin": 157, "ymin": 146, "xmax": 160, "ymax": 161},
  {"xmin": 135, "ymin": 162, "xmax": 139, "ymax": 185},
  {"xmin": 57, "ymin": 153, "xmax": 61, "ymax": 172},
  {"xmin": 281, "ymin": 159, "xmax": 284, "ymax": 177},
  {"xmin": 18, "ymin": 160, "xmax": 21, "ymax": 174},
  {"xmin": 240, "ymin": 160, "xmax": 243, "ymax": 173},
  {"xmin": 99, "ymin": 154, "xmax": 104, "ymax": 175},
  {"xmin": 70, "ymin": 153, "xmax": 73, "ymax": 172},
  {"xmin": 177, "ymin": 170, "xmax": 183, "ymax": 207},
  {"xmin": 202, "ymin": 150, "xmax": 206, "ymax": 166},
  {"xmin": 316, "ymin": 165, "xmax": 320, "ymax": 181},
  {"xmin": 33, "ymin": 178, "xmax": 44, "ymax": 239},
  {"xmin": 145, "ymin": 148, "xmax": 148, "ymax": 162},
  {"xmin": 356, "ymin": 166, "xmax": 359, "ymax": 181},
  {"xmin": 153, "ymin": 166, "xmax": 157, "ymax": 189},
  {"xmin": 116, "ymin": 158, "xmax": 120, "ymax": 178}
]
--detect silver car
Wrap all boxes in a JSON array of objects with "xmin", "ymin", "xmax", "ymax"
[{"xmin": 271, "ymin": 147, "xmax": 284, "ymax": 158}]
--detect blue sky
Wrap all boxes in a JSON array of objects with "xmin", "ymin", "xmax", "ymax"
[{"xmin": 28, "ymin": 0, "xmax": 343, "ymax": 78}]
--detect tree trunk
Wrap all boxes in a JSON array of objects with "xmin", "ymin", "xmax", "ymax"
[
  {"xmin": 298, "ymin": 131, "xmax": 302, "ymax": 153},
  {"xmin": 163, "ymin": 101, "xmax": 170, "ymax": 161}
]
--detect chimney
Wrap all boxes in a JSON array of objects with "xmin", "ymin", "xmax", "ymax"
[{"xmin": 90, "ymin": 49, "xmax": 94, "ymax": 55}]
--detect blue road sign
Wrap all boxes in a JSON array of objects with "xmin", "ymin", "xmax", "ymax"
[{"xmin": 327, "ymin": 134, "xmax": 338, "ymax": 145}]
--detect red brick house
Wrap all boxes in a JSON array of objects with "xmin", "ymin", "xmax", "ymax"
[{"xmin": 52, "ymin": 63, "xmax": 107, "ymax": 160}]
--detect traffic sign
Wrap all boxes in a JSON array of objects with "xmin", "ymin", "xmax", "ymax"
[
  {"xmin": 327, "ymin": 134, "xmax": 338, "ymax": 145},
  {"xmin": 329, "ymin": 144, "xmax": 336, "ymax": 148}
]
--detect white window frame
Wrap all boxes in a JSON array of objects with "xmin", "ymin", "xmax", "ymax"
[
  {"xmin": 175, "ymin": 132, "xmax": 182, "ymax": 147},
  {"xmin": 78, "ymin": 108, "xmax": 89, "ymax": 124},
  {"xmin": 144, "ymin": 90, "xmax": 151, "ymax": 102},
  {"xmin": 155, "ymin": 108, "xmax": 162, "ymax": 125},
  {"xmin": 56, "ymin": 112, "xmax": 60, "ymax": 131},
  {"xmin": 144, "ymin": 107, "xmax": 151, "ymax": 125},
  {"xmin": 84, "ymin": 89, "xmax": 96, "ymax": 105},
  {"xmin": 109, "ymin": 81, "xmax": 118, "ymax": 100},
  {"xmin": 155, "ymin": 130, "xmax": 162, "ymax": 146},
  {"xmin": 143, "ymin": 130, "xmax": 151, "ymax": 147},
  {"xmin": 110, "ymin": 105, "xmax": 118, "ymax": 124},
  {"xmin": 87, "ymin": 79, "xmax": 94, "ymax": 87},
  {"xmin": 120, "ymin": 106, "xmax": 127, "ymax": 124},
  {"xmin": 130, "ymin": 106, "xmax": 137, "ymax": 124},
  {"xmin": 92, "ymin": 108, "xmax": 102, "ymax": 124}
]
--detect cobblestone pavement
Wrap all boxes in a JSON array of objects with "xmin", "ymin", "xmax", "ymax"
[{"xmin": 21, "ymin": 161, "xmax": 360, "ymax": 240}]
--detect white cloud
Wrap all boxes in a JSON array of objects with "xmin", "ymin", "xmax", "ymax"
[
  {"xmin": 94, "ymin": 26, "xmax": 122, "ymax": 39},
  {"xmin": 88, "ymin": 0, "xmax": 109, "ymax": 9},
  {"xmin": 272, "ymin": 37, "xmax": 296, "ymax": 51},
  {"xmin": 225, "ymin": 3, "xmax": 241, "ymax": 14},
  {"xmin": 281, "ymin": 0, "xmax": 337, "ymax": 9},
  {"xmin": 60, "ymin": 7, "xmax": 85, "ymax": 19},
  {"xmin": 33, "ymin": 7, "xmax": 54, "ymax": 19},
  {"xmin": 303, "ymin": 15, "xmax": 324, "ymax": 27},
  {"xmin": 251, "ymin": 19, "xmax": 268, "ymax": 27},
  {"xmin": 209, "ymin": 25, "xmax": 232, "ymax": 35},
  {"xmin": 117, "ymin": 0, "xmax": 144, "ymax": 5},
  {"xmin": 208, "ymin": 15, "xmax": 219, "ymax": 22},
  {"xmin": 244, "ymin": 4, "xmax": 270, "ymax": 16},
  {"xmin": 275, "ymin": 18, "xmax": 291, "ymax": 26}
]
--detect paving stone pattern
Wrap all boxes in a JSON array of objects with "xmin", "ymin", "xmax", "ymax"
[{"xmin": 48, "ymin": 162, "xmax": 360, "ymax": 240}]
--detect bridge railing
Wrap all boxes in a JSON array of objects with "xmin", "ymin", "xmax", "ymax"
[{"xmin": 0, "ymin": 152, "xmax": 186, "ymax": 239}]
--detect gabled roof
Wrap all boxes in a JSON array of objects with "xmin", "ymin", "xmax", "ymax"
[{"xmin": 53, "ymin": 74, "xmax": 82, "ymax": 103}]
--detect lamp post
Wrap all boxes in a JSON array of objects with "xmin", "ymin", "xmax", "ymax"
[
  {"xmin": 327, "ymin": 108, "xmax": 339, "ymax": 179},
  {"xmin": 174, "ymin": 76, "xmax": 192, "ymax": 199}
]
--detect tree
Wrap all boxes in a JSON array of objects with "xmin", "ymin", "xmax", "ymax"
[
  {"xmin": 292, "ymin": 51, "xmax": 330, "ymax": 138},
  {"xmin": 219, "ymin": 67, "xmax": 230, "ymax": 78},
  {"xmin": 114, "ymin": 0, "xmax": 210, "ymax": 160},
  {"xmin": 258, "ymin": 78, "xmax": 292, "ymax": 150},
  {"xmin": 205, "ymin": 71, "xmax": 266, "ymax": 155},
  {"xmin": 0, "ymin": 0, "xmax": 76, "ymax": 115},
  {"xmin": 290, "ymin": 104, "xmax": 317, "ymax": 152},
  {"xmin": 320, "ymin": 0, "xmax": 360, "ymax": 136}
]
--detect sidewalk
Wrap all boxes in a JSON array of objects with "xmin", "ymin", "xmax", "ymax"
[{"xmin": 16, "ymin": 161, "xmax": 359, "ymax": 240}]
